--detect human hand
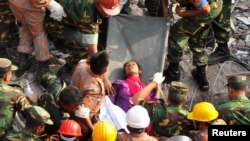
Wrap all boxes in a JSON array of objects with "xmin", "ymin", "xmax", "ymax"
[
  {"xmin": 103, "ymin": 75, "xmax": 115, "ymax": 95},
  {"xmin": 47, "ymin": 0, "xmax": 66, "ymax": 21},
  {"xmin": 42, "ymin": 134, "xmax": 59, "ymax": 141},
  {"xmin": 152, "ymin": 72, "xmax": 165, "ymax": 85},
  {"xmin": 175, "ymin": 5, "xmax": 183, "ymax": 17}
]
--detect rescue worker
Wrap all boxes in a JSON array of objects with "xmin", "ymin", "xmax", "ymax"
[
  {"xmin": 45, "ymin": 0, "xmax": 121, "ymax": 70},
  {"xmin": 154, "ymin": 81, "xmax": 191, "ymax": 137},
  {"xmin": 8, "ymin": 0, "xmax": 66, "ymax": 76},
  {"xmin": 4, "ymin": 106, "xmax": 54, "ymax": 141},
  {"xmin": 162, "ymin": 0, "xmax": 222, "ymax": 91},
  {"xmin": 217, "ymin": 75, "xmax": 250, "ymax": 125},
  {"xmin": 38, "ymin": 72, "xmax": 83, "ymax": 135},
  {"xmin": 0, "ymin": 58, "xmax": 31, "ymax": 139},
  {"xmin": 208, "ymin": 0, "xmax": 232, "ymax": 64},
  {"xmin": 92, "ymin": 121, "xmax": 117, "ymax": 141},
  {"xmin": 187, "ymin": 102, "xmax": 220, "ymax": 141},
  {"xmin": 58, "ymin": 120, "xmax": 82, "ymax": 141},
  {"xmin": 71, "ymin": 51, "xmax": 110, "ymax": 140},
  {"xmin": 116, "ymin": 105, "xmax": 158, "ymax": 141}
]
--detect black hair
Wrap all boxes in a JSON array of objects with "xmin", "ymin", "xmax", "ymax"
[
  {"xmin": 168, "ymin": 90, "xmax": 187, "ymax": 105},
  {"xmin": 89, "ymin": 51, "xmax": 109, "ymax": 75},
  {"xmin": 127, "ymin": 126, "xmax": 145, "ymax": 134},
  {"xmin": 228, "ymin": 84, "xmax": 246, "ymax": 91},
  {"xmin": 123, "ymin": 60, "xmax": 142, "ymax": 78},
  {"xmin": 59, "ymin": 86, "xmax": 83, "ymax": 106}
]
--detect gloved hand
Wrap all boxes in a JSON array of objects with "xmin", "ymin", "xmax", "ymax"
[
  {"xmin": 153, "ymin": 72, "xmax": 165, "ymax": 85},
  {"xmin": 47, "ymin": 0, "xmax": 66, "ymax": 21}
]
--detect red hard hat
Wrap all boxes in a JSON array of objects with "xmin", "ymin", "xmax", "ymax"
[
  {"xmin": 97, "ymin": 0, "xmax": 121, "ymax": 16},
  {"xmin": 58, "ymin": 120, "xmax": 82, "ymax": 137}
]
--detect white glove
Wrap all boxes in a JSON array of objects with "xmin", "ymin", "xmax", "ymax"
[
  {"xmin": 152, "ymin": 72, "xmax": 165, "ymax": 85},
  {"xmin": 47, "ymin": 0, "xmax": 66, "ymax": 21}
]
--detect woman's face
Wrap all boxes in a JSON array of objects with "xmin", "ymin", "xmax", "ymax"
[{"xmin": 124, "ymin": 61, "xmax": 141, "ymax": 76}]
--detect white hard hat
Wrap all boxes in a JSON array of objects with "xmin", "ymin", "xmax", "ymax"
[
  {"xmin": 126, "ymin": 105, "xmax": 150, "ymax": 128},
  {"xmin": 166, "ymin": 136, "xmax": 192, "ymax": 141}
]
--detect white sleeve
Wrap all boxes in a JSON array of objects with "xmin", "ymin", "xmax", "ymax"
[{"xmin": 75, "ymin": 105, "xmax": 90, "ymax": 118}]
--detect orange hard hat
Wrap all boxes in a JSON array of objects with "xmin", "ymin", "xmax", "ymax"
[
  {"xmin": 97, "ymin": 0, "xmax": 121, "ymax": 16},
  {"xmin": 29, "ymin": 0, "xmax": 49, "ymax": 8},
  {"xmin": 58, "ymin": 120, "xmax": 82, "ymax": 137}
]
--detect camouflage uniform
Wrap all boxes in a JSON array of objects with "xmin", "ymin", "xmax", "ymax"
[
  {"xmin": 212, "ymin": 0, "xmax": 231, "ymax": 44},
  {"xmin": 217, "ymin": 75, "xmax": 250, "ymax": 125},
  {"xmin": 45, "ymin": 0, "xmax": 100, "ymax": 68},
  {"xmin": 0, "ymin": 0, "xmax": 18, "ymax": 57},
  {"xmin": 5, "ymin": 106, "xmax": 53, "ymax": 141},
  {"xmin": 0, "ymin": 58, "xmax": 31, "ymax": 138},
  {"xmin": 4, "ymin": 126, "xmax": 42, "ymax": 141},
  {"xmin": 37, "ymin": 72, "xmax": 68, "ymax": 134},
  {"xmin": 167, "ymin": 0, "xmax": 222, "ymax": 66},
  {"xmin": 153, "ymin": 82, "xmax": 191, "ymax": 137}
]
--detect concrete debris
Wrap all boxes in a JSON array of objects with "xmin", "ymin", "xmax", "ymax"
[{"xmin": 236, "ymin": 17, "xmax": 250, "ymax": 25}]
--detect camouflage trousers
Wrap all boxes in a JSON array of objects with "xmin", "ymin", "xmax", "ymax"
[
  {"xmin": 0, "ymin": 1, "xmax": 18, "ymax": 56},
  {"xmin": 167, "ymin": 0, "xmax": 222, "ymax": 66},
  {"xmin": 45, "ymin": 18, "xmax": 90, "ymax": 69},
  {"xmin": 212, "ymin": 0, "xmax": 231, "ymax": 44}
]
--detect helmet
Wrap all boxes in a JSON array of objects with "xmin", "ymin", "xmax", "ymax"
[
  {"xmin": 187, "ymin": 102, "xmax": 219, "ymax": 122},
  {"xmin": 30, "ymin": 0, "xmax": 49, "ymax": 8},
  {"xmin": 58, "ymin": 120, "xmax": 82, "ymax": 137},
  {"xmin": 126, "ymin": 105, "xmax": 150, "ymax": 128},
  {"xmin": 92, "ymin": 121, "xmax": 117, "ymax": 141},
  {"xmin": 97, "ymin": 0, "xmax": 121, "ymax": 16},
  {"xmin": 166, "ymin": 135, "xmax": 192, "ymax": 141}
]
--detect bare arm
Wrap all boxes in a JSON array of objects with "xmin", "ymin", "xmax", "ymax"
[
  {"xmin": 175, "ymin": 3, "xmax": 210, "ymax": 17},
  {"xmin": 82, "ymin": 117, "xmax": 94, "ymax": 131},
  {"xmin": 161, "ymin": 0, "xmax": 169, "ymax": 17},
  {"xmin": 131, "ymin": 81, "xmax": 158, "ymax": 105}
]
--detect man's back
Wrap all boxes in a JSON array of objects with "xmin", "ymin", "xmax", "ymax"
[
  {"xmin": 0, "ymin": 82, "xmax": 31, "ymax": 137},
  {"xmin": 217, "ymin": 96, "xmax": 250, "ymax": 125}
]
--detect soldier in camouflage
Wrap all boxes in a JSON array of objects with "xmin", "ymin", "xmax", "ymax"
[
  {"xmin": 153, "ymin": 81, "xmax": 191, "ymax": 137},
  {"xmin": 162, "ymin": 0, "xmax": 222, "ymax": 91},
  {"xmin": 217, "ymin": 75, "xmax": 250, "ymax": 125},
  {"xmin": 37, "ymin": 73, "xmax": 83, "ymax": 135},
  {"xmin": 45, "ymin": 0, "xmax": 121, "ymax": 70},
  {"xmin": 208, "ymin": 0, "xmax": 232, "ymax": 64},
  {"xmin": 0, "ymin": 58, "xmax": 31, "ymax": 139},
  {"xmin": 4, "ymin": 106, "xmax": 54, "ymax": 141}
]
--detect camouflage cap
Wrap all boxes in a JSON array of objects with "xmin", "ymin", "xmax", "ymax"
[
  {"xmin": 169, "ymin": 81, "xmax": 189, "ymax": 95},
  {"xmin": 26, "ymin": 106, "xmax": 53, "ymax": 125},
  {"xmin": 0, "ymin": 58, "xmax": 18, "ymax": 74},
  {"xmin": 226, "ymin": 75, "xmax": 247, "ymax": 88}
]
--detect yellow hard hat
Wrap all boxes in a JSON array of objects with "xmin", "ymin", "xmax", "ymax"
[
  {"xmin": 187, "ymin": 102, "xmax": 219, "ymax": 122},
  {"xmin": 92, "ymin": 121, "xmax": 117, "ymax": 141}
]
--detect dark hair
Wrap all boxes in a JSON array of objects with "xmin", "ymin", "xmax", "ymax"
[
  {"xmin": 59, "ymin": 86, "xmax": 83, "ymax": 106},
  {"xmin": 89, "ymin": 51, "xmax": 109, "ymax": 75},
  {"xmin": 127, "ymin": 126, "xmax": 145, "ymax": 134},
  {"xmin": 228, "ymin": 84, "xmax": 246, "ymax": 91},
  {"xmin": 0, "ymin": 73, "xmax": 5, "ymax": 78},
  {"xmin": 26, "ymin": 119, "xmax": 45, "ymax": 128},
  {"xmin": 168, "ymin": 91, "xmax": 187, "ymax": 105},
  {"xmin": 123, "ymin": 60, "xmax": 142, "ymax": 78}
]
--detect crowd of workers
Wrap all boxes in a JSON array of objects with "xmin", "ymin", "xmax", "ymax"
[{"xmin": 0, "ymin": 0, "xmax": 250, "ymax": 141}]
